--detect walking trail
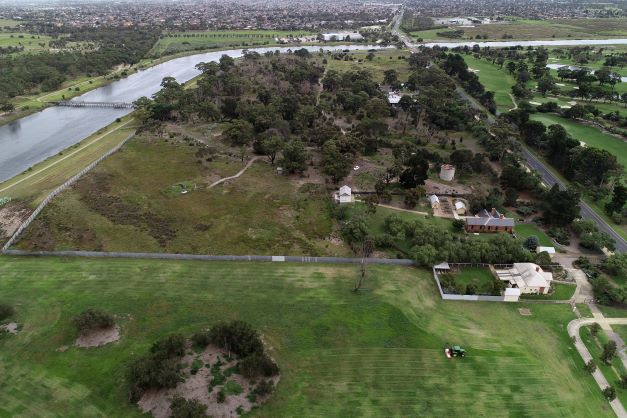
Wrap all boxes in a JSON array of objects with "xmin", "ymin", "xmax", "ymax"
[{"xmin": 208, "ymin": 156, "xmax": 262, "ymax": 189}]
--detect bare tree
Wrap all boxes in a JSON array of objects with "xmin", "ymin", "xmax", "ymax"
[{"xmin": 354, "ymin": 236, "xmax": 375, "ymax": 292}]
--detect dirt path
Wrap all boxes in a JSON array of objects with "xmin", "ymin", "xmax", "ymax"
[
  {"xmin": 208, "ymin": 156, "xmax": 262, "ymax": 189},
  {"xmin": 508, "ymin": 93, "xmax": 518, "ymax": 111},
  {"xmin": 355, "ymin": 200, "xmax": 429, "ymax": 216}
]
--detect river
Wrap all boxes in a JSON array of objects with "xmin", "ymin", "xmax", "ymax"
[{"xmin": 0, "ymin": 44, "xmax": 386, "ymax": 183}]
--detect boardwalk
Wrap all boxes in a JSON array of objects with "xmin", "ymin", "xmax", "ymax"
[{"xmin": 55, "ymin": 101, "xmax": 134, "ymax": 109}]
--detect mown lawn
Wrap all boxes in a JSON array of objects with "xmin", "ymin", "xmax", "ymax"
[
  {"xmin": 0, "ymin": 32, "xmax": 52, "ymax": 53},
  {"xmin": 579, "ymin": 326, "xmax": 627, "ymax": 406},
  {"xmin": 150, "ymin": 30, "xmax": 315, "ymax": 56},
  {"xmin": 514, "ymin": 223, "xmax": 553, "ymax": 247},
  {"xmin": 462, "ymin": 55, "xmax": 517, "ymax": 112},
  {"xmin": 529, "ymin": 113, "xmax": 627, "ymax": 176},
  {"xmin": 0, "ymin": 256, "xmax": 613, "ymax": 417},
  {"xmin": 521, "ymin": 283, "xmax": 576, "ymax": 301},
  {"xmin": 325, "ymin": 49, "xmax": 412, "ymax": 83},
  {"xmin": 444, "ymin": 266, "xmax": 495, "ymax": 294}
]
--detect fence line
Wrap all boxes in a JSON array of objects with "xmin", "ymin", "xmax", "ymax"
[
  {"xmin": 432, "ymin": 266, "xmax": 513, "ymax": 302},
  {"xmin": 1, "ymin": 133, "xmax": 136, "ymax": 252},
  {"xmin": 2, "ymin": 249, "xmax": 416, "ymax": 266}
]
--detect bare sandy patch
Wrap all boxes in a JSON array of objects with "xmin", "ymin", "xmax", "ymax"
[
  {"xmin": 0, "ymin": 322, "xmax": 19, "ymax": 334},
  {"xmin": 0, "ymin": 202, "xmax": 31, "ymax": 239},
  {"xmin": 519, "ymin": 308, "xmax": 532, "ymax": 316},
  {"xmin": 139, "ymin": 344, "xmax": 279, "ymax": 418},
  {"xmin": 75, "ymin": 325, "xmax": 120, "ymax": 348}
]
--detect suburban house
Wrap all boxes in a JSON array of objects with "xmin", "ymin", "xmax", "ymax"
[
  {"xmin": 465, "ymin": 208, "xmax": 514, "ymax": 233},
  {"xmin": 334, "ymin": 185, "xmax": 354, "ymax": 204},
  {"xmin": 495, "ymin": 263, "xmax": 553, "ymax": 295},
  {"xmin": 429, "ymin": 194, "xmax": 440, "ymax": 209}
]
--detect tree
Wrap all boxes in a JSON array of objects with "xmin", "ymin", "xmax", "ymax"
[
  {"xmin": 280, "ymin": 140, "xmax": 308, "ymax": 174},
  {"xmin": 590, "ymin": 322, "xmax": 601, "ymax": 337},
  {"xmin": 537, "ymin": 75, "xmax": 556, "ymax": 96},
  {"xmin": 602, "ymin": 340, "xmax": 617, "ymax": 364},
  {"xmin": 223, "ymin": 119, "xmax": 254, "ymax": 146},
  {"xmin": 504, "ymin": 188, "xmax": 518, "ymax": 206},
  {"xmin": 542, "ymin": 185, "xmax": 580, "ymax": 226},
  {"xmin": 523, "ymin": 236, "xmax": 540, "ymax": 251},
  {"xmin": 259, "ymin": 136, "xmax": 283, "ymax": 165},
  {"xmin": 569, "ymin": 147, "xmax": 621, "ymax": 187},
  {"xmin": 364, "ymin": 98, "xmax": 390, "ymax": 119},
  {"xmin": 383, "ymin": 69, "xmax": 398, "ymax": 86},
  {"xmin": 449, "ymin": 149, "xmax": 474, "ymax": 174},
  {"xmin": 584, "ymin": 360, "xmax": 597, "ymax": 373},
  {"xmin": 606, "ymin": 183, "xmax": 627, "ymax": 216},
  {"xmin": 219, "ymin": 54, "xmax": 235, "ymax": 71},
  {"xmin": 170, "ymin": 397, "xmax": 208, "ymax": 418},
  {"xmin": 620, "ymin": 374, "xmax": 627, "ymax": 389},
  {"xmin": 321, "ymin": 140, "xmax": 352, "ymax": 183},
  {"xmin": 399, "ymin": 155, "xmax": 428, "ymax": 189},
  {"xmin": 403, "ymin": 188, "xmax": 422, "ymax": 208},
  {"xmin": 603, "ymin": 386, "xmax": 617, "ymax": 401},
  {"xmin": 0, "ymin": 303, "xmax": 14, "ymax": 321}
]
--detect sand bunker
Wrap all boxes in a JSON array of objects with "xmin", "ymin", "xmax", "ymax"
[
  {"xmin": 75, "ymin": 325, "xmax": 120, "ymax": 348},
  {"xmin": 0, "ymin": 322, "xmax": 19, "ymax": 334},
  {"xmin": 139, "ymin": 345, "xmax": 279, "ymax": 418}
]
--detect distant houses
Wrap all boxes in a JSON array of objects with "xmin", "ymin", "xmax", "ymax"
[{"xmin": 465, "ymin": 208, "xmax": 514, "ymax": 233}]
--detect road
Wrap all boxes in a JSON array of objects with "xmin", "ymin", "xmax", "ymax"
[{"xmin": 521, "ymin": 146, "xmax": 627, "ymax": 252}]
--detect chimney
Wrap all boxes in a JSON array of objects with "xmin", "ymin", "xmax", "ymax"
[
  {"xmin": 536, "ymin": 266, "xmax": 540, "ymax": 272},
  {"xmin": 500, "ymin": 214, "xmax": 504, "ymax": 219},
  {"xmin": 491, "ymin": 208, "xmax": 496, "ymax": 216}
]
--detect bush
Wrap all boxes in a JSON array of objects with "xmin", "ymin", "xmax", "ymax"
[
  {"xmin": 585, "ymin": 360, "xmax": 597, "ymax": 373},
  {"xmin": 126, "ymin": 335, "xmax": 186, "ymax": 400},
  {"xmin": 151, "ymin": 334, "xmax": 186, "ymax": 359},
  {"xmin": 224, "ymin": 380, "xmax": 243, "ymax": 395},
  {"xmin": 72, "ymin": 309, "xmax": 114, "ymax": 335},
  {"xmin": 191, "ymin": 330, "xmax": 212, "ymax": 349},
  {"xmin": 253, "ymin": 380, "xmax": 274, "ymax": 396},
  {"xmin": 239, "ymin": 353, "xmax": 279, "ymax": 378},
  {"xmin": 217, "ymin": 390, "xmax": 226, "ymax": 403},
  {"xmin": 0, "ymin": 304, "xmax": 15, "ymax": 321},
  {"xmin": 170, "ymin": 396, "xmax": 208, "ymax": 418},
  {"xmin": 523, "ymin": 235, "xmax": 539, "ymax": 251},
  {"xmin": 548, "ymin": 227, "xmax": 570, "ymax": 245},
  {"xmin": 209, "ymin": 321, "xmax": 264, "ymax": 358}
]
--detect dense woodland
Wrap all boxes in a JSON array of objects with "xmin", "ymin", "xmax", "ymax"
[{"xmin": 0, "ymin": 28, "xmax": 159, "ymax": 99}]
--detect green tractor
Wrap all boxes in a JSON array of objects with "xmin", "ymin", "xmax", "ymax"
[{"xmin": 444, "ymin": 344, "xmax": 465, "ymax": 358}]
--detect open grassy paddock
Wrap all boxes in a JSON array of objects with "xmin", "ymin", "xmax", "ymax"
[
  {"xmin": 15, "ymin": 132, "xmax": 347, "ymax": 256},
  {"xmin": 409, "ymin": 18, "xmax": 627, "ymax": 42},
  {"xmin": 325, "ymin": 49, "xmax": 412, "ymax": 83},
  {"xmin": 0, "ymin": 256, "xmax": 614, "ymax": 417},
  {"xmin": 0, "ymin": 32, "xmax": 52, "ymax": 53},
  {"xmin": 149, "ymin": 30, "xmax": 316, "ymax": 57},
  {"xmin": 442, "ymin": 266, "xmax": 496, "ymax": 295}
]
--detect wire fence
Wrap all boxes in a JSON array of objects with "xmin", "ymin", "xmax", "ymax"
[{"xmin": 1, "ymin": 133, "xmax": 135, "ymax": 252}]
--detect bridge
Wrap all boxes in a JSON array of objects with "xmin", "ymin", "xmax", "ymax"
[{"xmin": 54, "ymin": 101, "xmax": 134, "ymax": 109}]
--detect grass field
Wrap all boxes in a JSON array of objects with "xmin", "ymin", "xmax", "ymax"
[
  {"xmin": 0, "ymin": 19, "xmax": 22, "ymax": 29},
  {"xmin": 325, "ymin": 49, "xmax": 412, "ymax": 83},
  {"xmin": 0, "ymin": 32, "xmax": 51, "ymax": 53},
  {"xmin": 149, "ymin": 30, "xmax": 316, "ymax": 57},
  {"xmin": 529, "ymin": 113, "xmax": 627, "ymax": 176},
  {"xmin": 0, "ymin": 256, "xmax": 613, "ymax": 417},
  {"xmin": 16, "ymin": 133, "xmax": 347, "ymax": 256},
  {"xmin": 521, "ymin": 283, "xmax": 577, "ymax": 301},
  {"xmin": 0, "ymin": 117, "xmax": 137, "ymax": 205},
  {"xmin": 462, "ymin": 55, "xmax": 516, "ymax": 112},
  {"xmin": 580, "ymin": 326, "xmax": 627, "ymax": 405},
  {"xmin": 514, "ymin": 224, "xmax": 553, "ymax": 247},
  {"xmin": 445, "ymin": 266, "xmax": 495, "ymax": 294},
  {"xmin": 410, "ymin": 18, "xmax": 627, "ymax": 42}
]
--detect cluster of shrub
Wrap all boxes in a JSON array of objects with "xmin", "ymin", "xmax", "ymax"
[
  {"xmin": 575, "ymin": 254, "xmax": 627, "ymax": 306},
  {"xmin": 126, "ymin": 320, "xmax": 279, "ymax": 403},
  {"xmin": 438, "ymin": 273, "xmax": 506, "ymax": 296}
]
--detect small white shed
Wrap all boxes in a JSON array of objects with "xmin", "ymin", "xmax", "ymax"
[
  {"xmin": 504, "ymin": 287, "xmax": 521, "ymax": 302},
  {"xmin": 429, "ymin": 194, "xmax": 440, "ymax": 209},
  {"xmin": 335, "ymin": 185, "xmax": 354, "ymax": 204},
  {"xmin": 454, "ymin": 201, "xmax": 466, "ymax": 215}
]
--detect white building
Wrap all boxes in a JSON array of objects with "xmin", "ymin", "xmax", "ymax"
[
  {"xmin": 440, "ymin": 164, "xmax": 456, "ymax": 181},
  {"xmin": 334, "ymin": 185, "xmax": 354, "ymax": 204},
  {"xmin": 322, "ymin": 32, "xmax": 363, "ymax": 41},
  {"xmin": 496, "ymin": 263, "xmax": 553, "ymax": 295},
  {"xmin": 454, "ymin": 200, "xmax": 466, "ymax": 215},
  {"xmin": 429, "ymin": 194, "xmax": 440, "ymax": 209},
  {"xmin": 387, "ymin": 91, "xmax": 401, "ymax": 104}
]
